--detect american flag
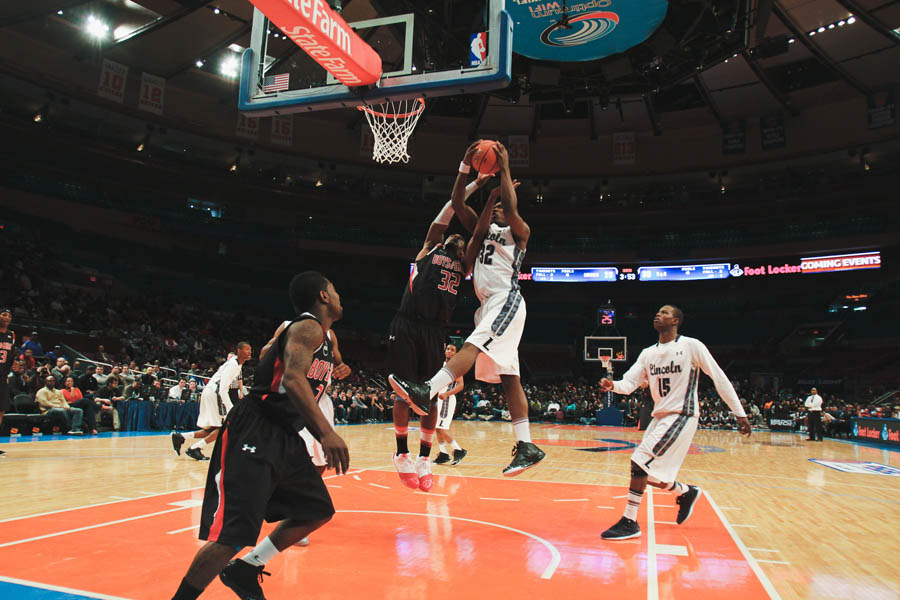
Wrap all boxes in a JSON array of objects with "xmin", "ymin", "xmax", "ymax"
[{"xmin": 262, "ymin": 73, "xmax": 290, "ymax": 93}]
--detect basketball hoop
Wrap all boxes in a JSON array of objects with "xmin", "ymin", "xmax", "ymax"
[
  {"xmin": 358, "ymin": 98, "xmax": 425, "ymax": 164},
  {"xmin": 599, "ymin": 354, "xmax": 613, "ymax": 377}
]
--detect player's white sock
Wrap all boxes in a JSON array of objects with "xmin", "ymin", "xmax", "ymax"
[
  {"xmin": 180, "ymin": 431, "xmax": 195, "ymax": 439},
  {"xmin": 438, "ymin": 443, "xmax": 448, "ymax": 455},
  {"xmin": 451, "ymin": 440, "xmax": 462, "ymax": 451},
  {"xmin": 667, "ymin": 481, "xmax": 689, "ymax": 495},
  {"xmin": 427, "ymin": 368, "xmax": 455, "ymax": 399},
  {"xmin": 624, "ymin": 489, "xmax": 643, "ymax": 520},
  {"xmin": 242, "ymin": 536, "xmax": 280, "ymax": 567},
  {"xmin": 512, "ymin": 418, "xmax": 532, "ymax": 443},
  {"xmin": 190, "ymin": 439, "xmax": 207, "ymax": 451}
]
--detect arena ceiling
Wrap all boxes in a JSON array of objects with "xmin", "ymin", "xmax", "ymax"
[{"xmin": 3, "ymin": 0, "xmax": 898, "ymax": 132}]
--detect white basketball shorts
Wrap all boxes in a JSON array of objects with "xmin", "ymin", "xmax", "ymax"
[
  {"xmin": 436, "ymin": 394, "xmax": 456, "ymax": 430},
  {"xmin": 631, "ymin": 412, "xmax": 699, "ymax": 484},
  {"xmin": 299, "ymin": 393, "xmax": 335, "ymax": 467},
  {"xmin": 196, "ymin": 386, "xmax": 231, "ymax": 429},
  {"xmin": 467, "ymin": 291, "xmax": 526, "ymax": 384}
]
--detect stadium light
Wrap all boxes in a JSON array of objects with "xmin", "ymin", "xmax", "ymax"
[
  {"xmin": 85, "ymin": 15, "xmax": 109, "ymax": 39},
  {"xmin": 847, "ymin": 16, "xmax": 856, "ymax": 24},
  {"xmin": 220, "ymin": 55, "xmax": 239, "ymax": 78},
  {"xmin": 195, "ymin": 59, "xmax": 205, "ymax": 68}
]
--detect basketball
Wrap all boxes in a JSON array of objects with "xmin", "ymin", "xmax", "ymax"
[{"xmin": 470, "ymin": 139, "xmax": 500, "ymax": 175}]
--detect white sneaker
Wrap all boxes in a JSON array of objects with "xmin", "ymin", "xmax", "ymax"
[
  {"xmin": 392, "ymin": 453, "xmax": 419, "ymax": 490},
  {"xmin": 415, "ymin": 456, "xmax": 434, "ymax": 492},
  {"xmin": 294, "ymin": 537, "xmax": 310, "ymax": 547}
]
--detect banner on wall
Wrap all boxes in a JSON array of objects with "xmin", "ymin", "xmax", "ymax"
[
  {"xmin": 97, "ymin": 59, "xmax": 128, "ymax": 103},
  {"xmin": 722, "ymin": 119, "xmax": 746, "ymax": 155},
  {"xmin": 507, "ymin": 134, "xmax": 530, "ymax": 168},
  {"xmin": 236, "ymin": 114, "xmax": 259, "ymax": 140},
  {"xmin": 270, "ymin": 115, "xmax": 294, "ymax": 146},
  {"xmin": 867, "ymin": 89, "xmax": 895, "ymax": 129},
  {"xmin": 612, "ymin": 131, "xmax": 635, "ymax": 165},
  {"xmin": 760, "ymin": 113, "xmax": 785, "ymax": 150},
  {"xmin": 138, "ymin": 72, "xmax": 165, "ymax": 115}
]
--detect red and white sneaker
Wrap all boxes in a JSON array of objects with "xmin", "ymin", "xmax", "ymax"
[
  {"xmin": 393, "ymin": 453, "xmax": 420, "ymax": 490},
  {"xmin": 415, "ymin": 456, "xmax": 434, "ymax": 492}
]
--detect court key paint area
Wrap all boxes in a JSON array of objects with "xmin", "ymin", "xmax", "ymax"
[{"xmin": 0, "ymin": 470, "xmax": 771, "ymax": 600}]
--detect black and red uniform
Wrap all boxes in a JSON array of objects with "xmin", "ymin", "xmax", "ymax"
[
  {"xmin": 387, "ymin": 244, "xmax": 464, "ymax": 381},
  {"xmin": 198, "ymin": 313, "xmax": 334, "ymax": 547},
  {"xmin": 0, "ymin": 328, "xmax": 15, "ymax": 413}
]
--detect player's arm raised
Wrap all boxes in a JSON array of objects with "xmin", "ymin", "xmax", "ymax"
[
  {"xmin": 448, "ymin": 142, "xmax": 493, "ymax": 234},
  {"xmin": 463, "ymin": 190, "xmax": 497, "ymax": 275},
  {"xmin": 330, "ymin": 330, "xmax": 351, "ymax": 380},
  {"xmin": 494, "ymin": 142, "xmax": 530, "ymax": 247},
  {"xmin": 281, "ymin": 320, "xmax": 350, "ymax": 473},
  {"xmin": 419, "ymin": 171, "xmax": 491, "ymax": 260},
  {"xmin": 692, "ymin": 340, "xmax": 751, "ymax": 436},
  {"xmin": 259, "ymin": 320, "xmax": 290, "ymax": 360}
]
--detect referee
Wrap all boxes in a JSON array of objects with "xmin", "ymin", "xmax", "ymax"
[{"xmin": 804, "ymin": 387, "xmax": 824, "ymax": 442}]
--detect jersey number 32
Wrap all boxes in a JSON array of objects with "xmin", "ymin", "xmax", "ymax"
[
  {"xmin": 478, "ymin": 244, "xmax": 495, "ymax": 265},
  {"xmin": 438, "ymin": 269, "xmax": 460, "ymax": 295}
]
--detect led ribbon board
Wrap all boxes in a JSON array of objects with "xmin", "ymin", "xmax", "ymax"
[
  {"xmin": 507, "ymin": 0, "xmax": 669, "ymax": 61},
  {"xmin": 248, "ymin": 0, "xmax": 382, "ymax": 86}
]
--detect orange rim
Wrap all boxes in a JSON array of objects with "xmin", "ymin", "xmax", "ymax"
[{"xmin": 357, "ymin": 98, "xmax": 425, "ymax": 119}]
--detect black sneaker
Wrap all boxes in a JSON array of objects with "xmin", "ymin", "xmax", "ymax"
[
  {"xmin": 451, "ymin": 448, "xmax": 468, "ymax": 466},
  {"xmin": 388, "ymin": 374, "xmax": 432, "ymax": 416},
  {"xmin": 502, "ymin": 441, "xmax": 545, "ymax": 477},
  {"xmin": 219, "ymin": 559, "xmax": 269, "ymax": 600},
  {"xmin": 434, "ymin": 452, "xmax": 451, "ymax": 465},
  {"xmin": 171, "ymin": 432, "xmax": 185, "ymax": 456},
  {"xmin": 601, "ymin": 516, "xmax": 641, "ymax": 540},
  {"xmin": 185, "ymin": 447, "xmax": 209, "ymax": 461},
  {"xmin": 676, "ymin": 485, "xmax": 702, "ymax": 524}
]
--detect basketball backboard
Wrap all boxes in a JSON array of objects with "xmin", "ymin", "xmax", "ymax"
[
  {"xmin": 239, "ymin": 0, "xmax": 512, "ymax": 116},
  {"xmin": 584, "ymin": 336, "xmax": 627, "ymax": 363}
]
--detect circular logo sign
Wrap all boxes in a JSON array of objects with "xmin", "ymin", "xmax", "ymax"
[{"xmin": 509, "ymin": 0, "xmax": 668, "ymax": 62}]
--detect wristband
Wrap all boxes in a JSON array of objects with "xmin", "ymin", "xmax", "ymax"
[{"xmin": 458, "ymin": 161, "xmax": 471, "ymax": 174}]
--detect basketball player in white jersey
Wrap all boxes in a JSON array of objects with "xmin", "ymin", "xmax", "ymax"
[
  {"xmin": 598, "ymin": 305, "xmax": 751, "ymax": 540},
  {"xmin": 390, "ymin": 142, "xmax": 545, "ymax": 476},
  {"xmin": 171, "ymin": 343, "xmax": 252, "ymax": 461},
  {"xmin": 260, "ymin": 319, "xmax": 351, "ymax": 546},
  {"xmin": 433, "ymin": 344, "xmax": 467, "ymax": 466}
]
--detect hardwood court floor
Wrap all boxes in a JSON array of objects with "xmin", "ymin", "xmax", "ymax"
[{"xmin": 0, "ymin": 422, "xmax": 898, "ymax": 600}]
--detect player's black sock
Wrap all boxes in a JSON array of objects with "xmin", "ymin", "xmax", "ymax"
[
  {"xmin": 172, "ymin": 578, "xmax": 202, "ymax": 600},
  {"xmin": 419, "ymin": 427, "xmax": 434, "ymax": 458},
  {"xmin": 395, "ymin": 426, "xmax": 409, "ymax": 455}
]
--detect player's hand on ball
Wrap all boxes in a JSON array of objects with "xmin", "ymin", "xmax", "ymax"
[
  {"xmin": 736, "ymin": 416, "xmax": 752, "ymax": 437},
  {"xmin": 321, "ymin": 431, "xmax": 350, "ymax": 475},
  {"xmin": 599, "ymin": 378, "xmax": 614, "ymax": 392},
  {"xmin": 463, "ymin": 141, "xmax": 481, "ymax": 166},
  {"xmin": 493, "ymin": 142, "xmax": 509, "ymax": 170},
  {"xmin": 333, "ymin": 362, "xmax": 351, "ymax": 380}
]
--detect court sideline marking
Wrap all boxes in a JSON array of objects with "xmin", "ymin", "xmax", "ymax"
[
  {"xmin": 647, "ymin": 486, "xmax": 658, "ymax": 600},
  {"xmin": 0, "ymin": 575, "xmax": 131, "ymax": 600}
]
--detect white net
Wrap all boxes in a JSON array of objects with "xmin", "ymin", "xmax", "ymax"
[{"xmin": 359, "ymin": 98, "xmax": 424, "ymax": 164}]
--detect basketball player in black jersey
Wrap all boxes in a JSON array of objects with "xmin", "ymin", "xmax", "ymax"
[
  {"xmin": 387, "ymin": 173, "xmax": 491, "ymax": 492},
  {"xmin": 0, "ymin": 308, "xmax": 14, "ymax": 457},
  {"xmin": 171, "ymin": 272, "xmax": 349, "ymax": 600}
]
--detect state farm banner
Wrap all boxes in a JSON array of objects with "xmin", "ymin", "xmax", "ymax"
[
  {"xmin": 270, "ymin": 115, "xmax": 294, "ymax": 146},
  {"xmin": 612, "ymin": 131, "xmax": 635, "ymax": 165},
  {"xmin": 98, "ymin": 59, "xmax": 128, "ymax": 103},
  {"xmin": 248, "ymin": 0, "xmax": 382, "ymax": 86},
  {"xmin": 507, "ymin": 134, "xmax": 530, "ymax": 168},
  {"xmin": 138, "ymin": 72, "xmax": 165, "ymax": 115},
  {"xmin": 236, "ymin": 113, "xmax": 259, "ymax": 140},
  {"xmin": 760, "ymin": 113, "xmax": 785, "ymax": 150}
]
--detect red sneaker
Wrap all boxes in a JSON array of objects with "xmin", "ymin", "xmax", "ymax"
[
  {"xmin": 393, "ymin": 453, "xmax": 419, "ymax": 490},
  {"xmin": 415, "ymin": 456, "xmax": 434, "ymax": 492}
]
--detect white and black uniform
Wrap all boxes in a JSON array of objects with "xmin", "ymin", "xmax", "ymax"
[
  {"xmin": 467, "ymin": 223, "xmax": 526, "ymax": 383},
  {"xmin": 297, "ymin": 324, "xmax": 336, "ymax": 467},
  {"xmin": 613, "ymin": 335, "xmax": 746, "ymax": 483},
  {"xmin": 197, "ymin": 356, "xmax": 242, "ymax": 428},
  {"xmin": 436, "ymin": 363, "xmax": 458, "ymax": 430}
]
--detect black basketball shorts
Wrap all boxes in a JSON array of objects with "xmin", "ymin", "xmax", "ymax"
[
  {"xmin": 385, "ymin": 315, "xmax": 446, "ymax": 382},
  {"xmin": 198, "ymin": 398, "xmax": 335, "ymax": 548}
]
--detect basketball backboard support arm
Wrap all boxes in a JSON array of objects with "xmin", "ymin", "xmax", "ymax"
[{"xmin": 238, "ymin": 0, "xmax": 512, "ymax": 116}]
